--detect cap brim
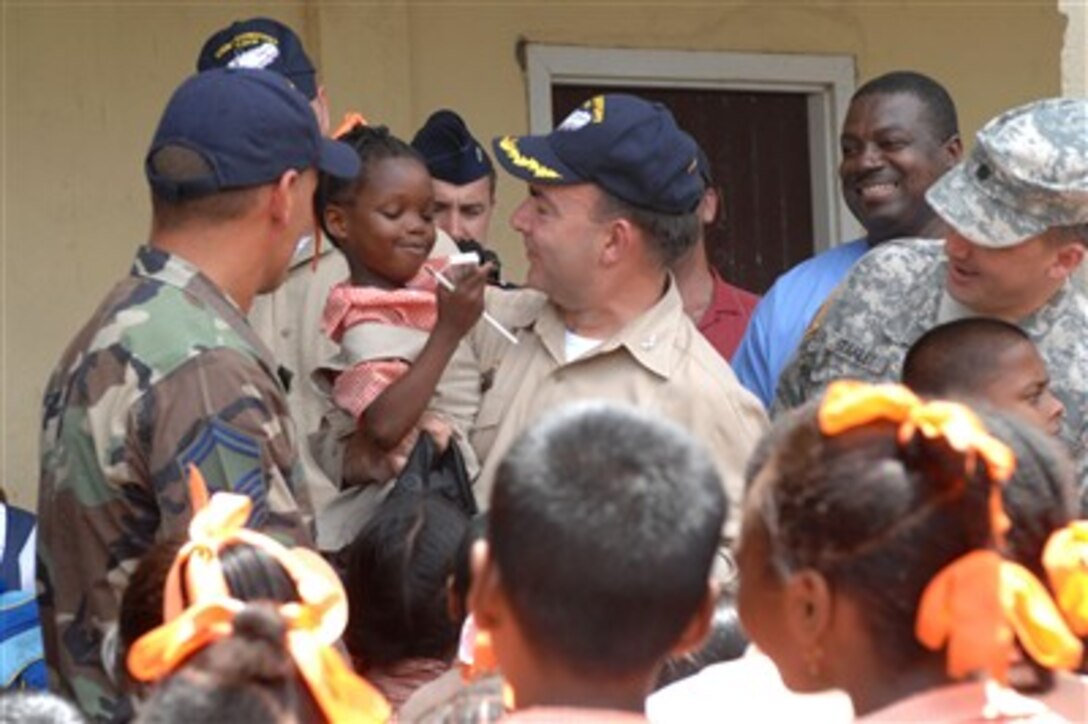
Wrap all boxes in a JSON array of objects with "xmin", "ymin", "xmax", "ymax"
[
  {"xmin": 491, "ymin": 134, "xmax": 581, "ymax": 184},
  {"xmin": 926, "ymin": 163, "xmax": 1046, "ymax": 248},
  {"xmin": 319, "ymin": 137, "xmax": 361, "ymax": 179}
]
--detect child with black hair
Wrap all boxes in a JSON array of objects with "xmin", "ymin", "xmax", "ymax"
[
  {"xmin": 125, "ymin": 482, "xmax": 390, "ymax": 724},
  {"xmin": 735, "ymin": 381, "xmax": 1085, "ymax": 720},
  {"xmin": 902, "ymin": 318, "xmax": 1065, "ymax": 436},
  {"xmin": 313, "ymin": 122, "xmax": 492, "ymax": 551},
  {"xmin": 343, "ymin": 491, "xmax": 469, "ymax": 711},
  {"xmin": 650, "ymin": 403, "xmax": 1084, "ymax": 723},
  {"xmin": 471, "ymin": 402, "xmax": 724, "ymax": 720},
  {"xmin": 135, "ymin": 604, "xmax": 322, "ymax": 724},
  {"xmin": 397, "ymin": 513, "xmax": 505, "ymax": 722}
]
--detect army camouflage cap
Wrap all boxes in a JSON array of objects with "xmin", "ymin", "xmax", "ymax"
[{"xmin": 926, "ymin": 97, "xmax": 1088, "ymax": 248}]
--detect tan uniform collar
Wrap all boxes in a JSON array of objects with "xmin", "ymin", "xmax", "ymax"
[{"xmin": 531, "ymin": 275, "xmax": 683, "ymax": 379}]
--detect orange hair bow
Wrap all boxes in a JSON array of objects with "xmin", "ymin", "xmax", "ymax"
[
  {"xmin": 819, "ymin": 381, "xmax": 1016, "ymax": 541},
  {"xmin": 916, "ymin": 549, "xmax": 1083, "ymax": 683},
  {"xmin": 818, "ymin": 381, "xmax": 1016, "ymax": 483},
  {"xmin": 129, "ymin": 467, "xmax": 391, "ymax": 723},
  {"xmin": 1044, "ymin": 521, "xmax": 1088, "ymax": 637},
  {"xmin": 819, "ymin": 383, "xmax": 1083, "ymax": 681},
  {"xmin": 333, "ymin": 111, "xmax": 369, "ymax": 140}
]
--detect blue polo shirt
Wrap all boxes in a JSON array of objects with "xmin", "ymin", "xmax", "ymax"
[{"xmin": 731, "ymin": 238, "xmax": 869, "ymax": 407}]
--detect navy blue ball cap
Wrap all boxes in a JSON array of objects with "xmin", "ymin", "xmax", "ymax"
[
  {"xmin": 492, "ymin": 94, "xmax": 702, "ymax": 214},
  {"xmin": 146, "ymin": 69, "xmax": 359, "ymax": 201},
  {"xmin": 196, "ymin": 17, "xmax": 317, "ymax": 100},
  {"xmin": 411, "ymin": 109, "xmax": 494, "ymax": 185}
]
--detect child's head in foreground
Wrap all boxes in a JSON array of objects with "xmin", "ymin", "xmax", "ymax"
[
  {"xmin": 472, "ymin": 402, "xmax": 726, "ymax": 712},
  {"xmin": 901, "ymin": 317, "xmax": 1064, "ymax": 435},
  {"xmin": 125, "ymin": 488, "xmax": 390, "ymax": 724},
  {"xmin": 735, "ymin": 381, "xmax": 1082, "ymax": 717}
]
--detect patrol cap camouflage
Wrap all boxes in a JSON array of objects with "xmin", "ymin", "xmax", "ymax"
[
  {"xmin": 926, "ymin": 97, "xmax": 1088, "ymax": 248},
  {"xmin": 146, "ymin": 69, "xmax": 359, "ymax": 201},
  {"xmin": 197, "ymin": 17, "xmax": 317, "ymax": 100},
  {"xmin": 492, "ymin": 94, "xmax": 702, "ymax": 215},
  {"xmin": 411, "ymin": 109, "xmax": 494, "ymax": 185}
]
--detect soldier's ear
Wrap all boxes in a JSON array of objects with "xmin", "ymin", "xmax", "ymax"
[
  {"xmin": 269, "ymin": 169, "xmax": 303, "ymax": 225},
  {"xmin": 1049, "ymin": 239, "xmax": 1085, "ymax": 280}
]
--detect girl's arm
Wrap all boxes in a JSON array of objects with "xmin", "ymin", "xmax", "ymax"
[{"xmin": 357, "ymin": 263, "xmax": 491, "ymax": 451}]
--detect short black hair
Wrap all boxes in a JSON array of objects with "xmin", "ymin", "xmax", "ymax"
[
  {"xmin": 344, "ymin": 492, "xmax": 469, "ymax": 669},
  {"xmin": 317, "ymin": 123, "xmax": 426, "ymax": 244},
  {"xmin": 902, "ymin": 318, "xmax": 1033, "ymax": 398},
  {"xmin": 853, "ymin": 71, "xmax": 959, "ymax": 143},
  {"xmin": 490, "ymin": 402, "xmax": 725, "ymax": 679},
  {"xmin": 149, "ymin": 146, "xmax": 263, "ymax": 229}
]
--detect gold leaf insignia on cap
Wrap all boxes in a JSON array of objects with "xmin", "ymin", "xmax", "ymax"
[
  {"xmin": 498, "ymin": 136, "xmax": 561, "ymax": 180},
  {"xmin": 591, "ymin": 96, "xmax": 605, "ymax": 123},
  {"xmin": 214, "ymin": 31, "xmax": 279, "ymax": 60}
]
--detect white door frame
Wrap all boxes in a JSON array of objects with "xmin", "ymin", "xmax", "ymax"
[{"xmin": 526, "ymin": 44, "xmax": 861, "ymax": 250}]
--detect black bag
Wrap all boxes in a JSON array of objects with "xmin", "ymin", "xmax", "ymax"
[{"xmin": 387, "ymin": 432, "xmax": 478, "ymax": 516}]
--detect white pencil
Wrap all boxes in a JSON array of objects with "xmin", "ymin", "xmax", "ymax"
[{"xmin": 426, "ymin": 266, "xmax": 519, "ymax": 345}]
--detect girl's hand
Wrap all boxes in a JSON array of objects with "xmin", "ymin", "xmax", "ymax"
[{"xmin": 435, "ymin": 262, "xmax": 493, "ymax": 338}]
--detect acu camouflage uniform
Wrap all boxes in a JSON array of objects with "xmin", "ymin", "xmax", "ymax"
[
  {"xmin": 773, "ymin": 238, "xmax": 1088, "ymax": 502},
  {"xmin": 37, "ymin": 246, "xmax": 310, "ymax": 720}
]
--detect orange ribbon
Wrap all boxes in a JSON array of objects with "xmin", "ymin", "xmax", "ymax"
[
  {"xmin": 333, "ymin": 111, "xmax": 369, "ymax": 140},
  {"xmin": 818, "ymin": 381, "xmax": 1016, "ymax": 483},
  {"xmin": 1044, "ymin": 521, "xmax": 1088, "ymax": 637},
  {"xmin": 819, "ymin": 381, "xmax": 1016, "ymax": 544},
  {"xmin": 130, "ymin": 466, "xmax": 391, "ymax": 723},
  {"xmin": 817, "ymin": 383, "xmax": 1082, "ymax": 681},
  {"xmin": 916, "ymin": 549, "xmax": 1083, "ymax": 683}
]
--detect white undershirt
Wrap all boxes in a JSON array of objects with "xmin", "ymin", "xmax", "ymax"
[{"xmin": 564, "ymin": 329, "xmax": 602, "ymax": 362}]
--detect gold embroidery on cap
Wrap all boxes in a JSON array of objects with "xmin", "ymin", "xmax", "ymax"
[
  {"xmin": 497, "ymin": 136, "xmax": 562, "ymax": 180},
  {"xmin": 591, "ymin": 96, "xmax": 605, "ymax": 123},
  {"xmin": 214, "ymin": 32, "xmax": 279, "ymax": 60}
]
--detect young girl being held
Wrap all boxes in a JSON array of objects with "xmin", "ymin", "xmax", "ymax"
[{"xmin": 314, "ymin": 123, "xmax": 491, "ymax": 535}]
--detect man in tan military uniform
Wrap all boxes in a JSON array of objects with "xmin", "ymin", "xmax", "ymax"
[
  {"xmin": 36, "ymin": 69, "xmax": 359, "ymax": 718},
  {"xmin": 475, "ymin": 94, "xmax": 768, "ymax": 540}
]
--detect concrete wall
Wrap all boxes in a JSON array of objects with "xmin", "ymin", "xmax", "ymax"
[{"xmin": 1, "ymin": 0, "xmax": 1065, "ymax": 506}]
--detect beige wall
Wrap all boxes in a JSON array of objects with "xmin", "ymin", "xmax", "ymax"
[{"xmin": 2, "ymin": 0, "xmax": 1063, "ymax": 507}]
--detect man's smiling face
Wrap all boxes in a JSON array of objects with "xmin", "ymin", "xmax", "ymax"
[{"xmin": 839, "ymin": 91, "xmax": 960, "ymax": 244}]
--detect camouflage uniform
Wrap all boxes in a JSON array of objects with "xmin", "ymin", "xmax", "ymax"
[
  {"xmin": 774, "ymin": 238, "xmax": 1088, "ymax": 498},
  {"xmin": 37, "ymin": 246, "xmax": 310, "ymax": 720}
]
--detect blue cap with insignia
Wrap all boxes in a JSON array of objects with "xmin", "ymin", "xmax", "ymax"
[
  {"xmin": 492, "ymin": 94, "xmax": 702, "ymax": 215},
  {"xmin": 411, "ymin": 110, "xmax": 494, "ymax": 186},
  {"xmin": 197, "ymin": 17, "xmax": 318, "ymax": 100},
  {"xmin": 146, "ymin": 69, "xmax": 358, "ymax": 201}
]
